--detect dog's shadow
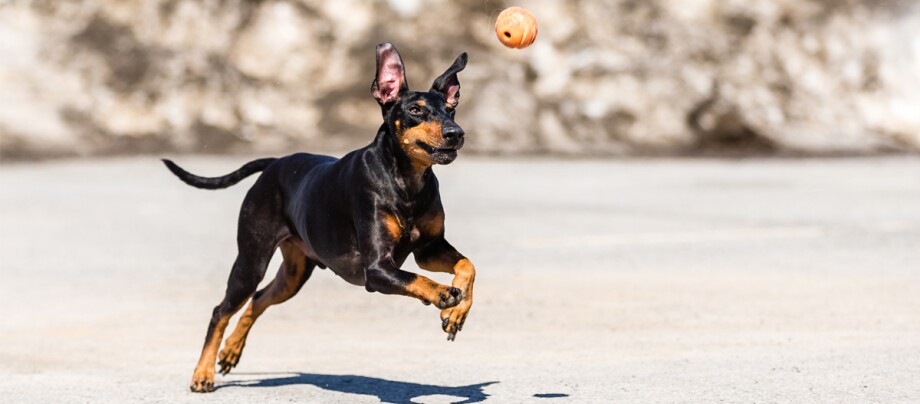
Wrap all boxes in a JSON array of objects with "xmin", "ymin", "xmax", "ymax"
[{"xmin": 218, "ymin": 372, "xmax": 497, "ymax": 404}]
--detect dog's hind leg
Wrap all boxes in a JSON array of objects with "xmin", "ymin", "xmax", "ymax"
[
  {"xmin": 189, "ymin": 250, "xmax": 275, "ymax": 393},
  {"xmin": 189, "ymin": 182, "xmax": 287, "ymax": 393},
  {"xmin": 217, "ymin": 238, "xmax": 315, "ymax": 375}
]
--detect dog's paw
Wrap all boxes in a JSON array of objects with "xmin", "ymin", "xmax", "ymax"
[
  {"xmin": 189, "ymin": 367, "xmax": 216, "ymax": 393},
  {"xmin": 435, "ymin": 286, "xmax": 462, "ymax": 309},
  {"xmin": 441, "ymin": 295, "xmax": 472, "ymax": 341},
  {"xmin": 218, "ymin": 339, "xmax": 245, "ymax": 375}
]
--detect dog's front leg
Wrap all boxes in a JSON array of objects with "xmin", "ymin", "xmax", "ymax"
[
  {"xmin": 357, "ymin": 211, "xmax": 462, "ymax": 309},
  {"xmin": 414, "ymin": 238, "xmax": 476, "ymax": 341},
  {"xmin": 364, "ymin": 263, "xmax": 462, "ymax": 309}
]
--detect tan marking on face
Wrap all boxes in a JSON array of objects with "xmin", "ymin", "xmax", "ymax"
[
  {"xmin": 396, "ymin": 121, "xmax": 442, "ymax": 170},
  {"xmin": 383, "ymin": 213, "xmax": 402, "ymax": 240},
  {"xmin": 416, "ymin": 100, "xmax": 426, "ymax": 107}
]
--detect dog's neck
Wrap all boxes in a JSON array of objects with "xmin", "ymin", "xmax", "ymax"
[{"xmin": 370, "ymin": 124, "xmax": 433, "ymax": 196}]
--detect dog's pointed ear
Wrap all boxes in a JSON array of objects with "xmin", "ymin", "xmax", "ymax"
[
  {"xmin": 371, "ymin": 43, "xmax": 409, "ymax": 106},
  {"xmin": 430, "ymin": 52, "xmax": 468, "ymax": 109}
]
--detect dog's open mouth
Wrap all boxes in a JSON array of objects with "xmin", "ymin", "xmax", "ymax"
[{"xmin": 416, "ymin": 141, "xmax": 459, "ymax": 163}]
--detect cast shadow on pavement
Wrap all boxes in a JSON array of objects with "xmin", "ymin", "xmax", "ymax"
[{"xmin": 218, "ymin": 372, "xmax": 498, "ymax": 403}]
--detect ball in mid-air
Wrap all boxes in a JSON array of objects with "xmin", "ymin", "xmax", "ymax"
[{"xmin": 495, "ymin": 6, "xmax": 538, "ymax": 49}]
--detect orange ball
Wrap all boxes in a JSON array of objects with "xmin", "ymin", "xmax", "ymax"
[{"xmin": 495, "ymin": 6, "xmax": 538, "ymax": 49}]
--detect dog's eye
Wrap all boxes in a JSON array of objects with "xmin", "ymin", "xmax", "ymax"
[{"xmin": 408, "ymin": 106, "xmax": 423, "ymax": 115}]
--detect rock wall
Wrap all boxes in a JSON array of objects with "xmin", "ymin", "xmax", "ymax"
[{"xmin": 1, "ymin": 0, "xmax": 919, "ymax": 160}]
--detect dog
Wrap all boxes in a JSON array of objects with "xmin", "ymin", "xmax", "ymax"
[{"xmin": 163, "ymin": 43, "xmax": 476, "ymax": 393}]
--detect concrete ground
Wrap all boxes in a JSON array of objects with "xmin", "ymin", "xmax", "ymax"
[{"xmin": 1, "ymin": 156, "xmax": 918, "ymax": 403}]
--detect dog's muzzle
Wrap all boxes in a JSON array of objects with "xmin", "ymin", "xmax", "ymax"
[{"xmin": 416, "ymin": 140, "xmax": 462, "ymax": 165}]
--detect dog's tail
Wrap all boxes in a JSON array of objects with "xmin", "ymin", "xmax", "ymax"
[{"xmin": 162, "ymin": 158, "xmax": 277, "ymax": 190}]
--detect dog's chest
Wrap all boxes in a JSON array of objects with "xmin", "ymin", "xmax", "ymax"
[
  {"xmin": 393, "ymin": 214, "xmax": 423, "ymax": 244},
  {"xmin": 409, "ymin": 225, "xmax": 421, "ymax": 243}
]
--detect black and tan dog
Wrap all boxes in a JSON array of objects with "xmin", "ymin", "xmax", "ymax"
[{"xmin": 164, "ymin": 43, "xmax": 476, "ymax": 393}]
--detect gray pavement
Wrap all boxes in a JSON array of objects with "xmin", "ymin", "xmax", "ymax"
[{"xmin": 1, "ymin": 156, "xmax": 919, "ymax": 403}]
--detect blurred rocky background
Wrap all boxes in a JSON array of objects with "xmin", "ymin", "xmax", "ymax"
[{"xmin": 1, "ymin": 0, "xmax": 919, "ymax": 161}]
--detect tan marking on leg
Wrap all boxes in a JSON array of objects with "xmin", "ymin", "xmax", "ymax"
[
  {"xmin": 195, "ymin": 315, "xmax": 229, "ymax": 371},
  {"xmin": 441, "ymin": 259, "xmax": 475, "ymax": 339},
  {"xmin": 405, "ymin": 275, "xmax": 441, "ymax": 301},
  {"xmin": 218, "ymin": 288, "xmax": 269, "ymax": 375},
  {"xmin": 450, "ymin": 258, "xmax": 475, "ymax": 292},
  {"xmin": 218, "ymin": 240, "xmax": 311, "ymax": 375},
  {"xmin": 190, "ymin": 301, "xmax": 247, "ymax": 392},
  {"xmin": 219, "ymin": 302, "xmax": 256, "ymax": 374},
  {"xmin": 405, "ymin": 274, "xmax": 458, "ymax": 309}
]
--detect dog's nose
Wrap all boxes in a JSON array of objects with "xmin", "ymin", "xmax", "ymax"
[{"xmin": 442, "ymin": 125, "xmax": 465, "ymax": 144}]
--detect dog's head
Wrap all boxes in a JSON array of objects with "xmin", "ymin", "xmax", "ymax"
[{"xmin": 371, "ymin": 43, "xmax": 468, "ymax": 166}]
